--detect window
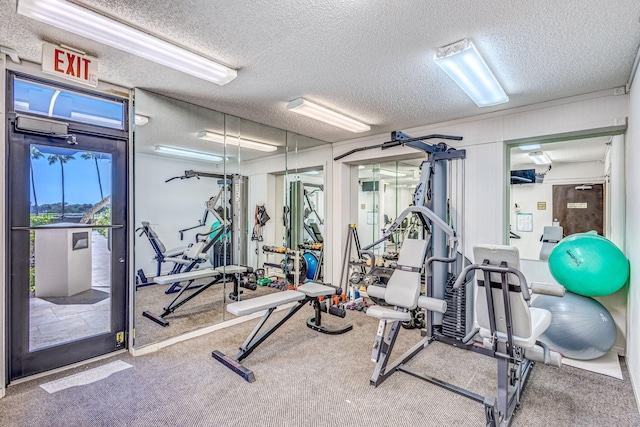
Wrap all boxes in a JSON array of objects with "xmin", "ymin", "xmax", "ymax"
[{"xmin": 13, "ymin": 78, "xmax": 125, "ymax": 129}]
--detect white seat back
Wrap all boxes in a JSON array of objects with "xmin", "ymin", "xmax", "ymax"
[
  {"xmin": 384, "ymin": 239, "xmax": 428, "ymax": 309},
  {"xmin": 473, "ymin": 245, "xmax": 532, "ymax": 339},
  {"xmin": 143, "ymin": 221, "xmax": 167, "ymax": 254}
]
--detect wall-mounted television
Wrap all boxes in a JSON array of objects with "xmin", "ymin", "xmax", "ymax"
[
  {"xmin": 510, "ymin": 169, "xmax": 536, "ymax": 184},
  {"xmin": 361, "ymin": 181, "xmax": 379, "ymax": 192}
]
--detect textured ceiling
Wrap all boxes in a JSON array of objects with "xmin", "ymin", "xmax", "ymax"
[{"xmin": 1, "ymin": 0, "xmax": 640, "ymax": 145}]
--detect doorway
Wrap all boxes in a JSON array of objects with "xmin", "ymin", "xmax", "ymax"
[
  {"xmin": 6, "ymin": 73, "xmax": 129, "ymax": 380},
  {"xmin": 552, "ymin": 183, "xmax": 604, "ymax": 236}
]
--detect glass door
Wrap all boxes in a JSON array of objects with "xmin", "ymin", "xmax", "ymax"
[{"xmin": 7, "ymin": 77, "xmax": 128, "ymax": 380}]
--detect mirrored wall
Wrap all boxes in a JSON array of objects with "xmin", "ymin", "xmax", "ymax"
[
  {"xmin": 132, "ymin": 89, "xmax": 328, "ymax": 348},
  {"xmin": 356, "ymin": 160, "xmax": 422, "ymax": 255}
]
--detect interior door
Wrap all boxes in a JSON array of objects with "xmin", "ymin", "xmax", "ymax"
[
  {"xmin": 552, "ymin": 183, "xmax": 604, "ymax": 236},
  {"xmin": 7, "ymin": 120, "xmax": 128, "ymax": 380}
]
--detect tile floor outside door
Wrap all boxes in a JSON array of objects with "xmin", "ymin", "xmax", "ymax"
[{"xmin": 29, "ymin": 231, "xmax": 111, "ymax": 350}]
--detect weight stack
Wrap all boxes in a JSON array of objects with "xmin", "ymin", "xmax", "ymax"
[
  {"xmin": 441, "ymin": 274, "xmax": 468, "ymax": 340},
  {"xmin": 212, "ymin": 240, "xmax": 232, "ymax": 268}
]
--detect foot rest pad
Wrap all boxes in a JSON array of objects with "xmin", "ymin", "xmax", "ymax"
[
  {"xmin": 296, "ymin": 282, "xmax": 337, "ymax": 297},
  {"xmin": 212, "ymin": 350, "xmax": 255, "ymax": 382},
  {"xmin": 366, "ymin": 306, "xmax": 411, "ymax": 322}
]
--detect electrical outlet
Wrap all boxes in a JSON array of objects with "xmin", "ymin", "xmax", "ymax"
[{"xmin": 613, "ymin": 87, "xmax": 625, "ymax": 96}]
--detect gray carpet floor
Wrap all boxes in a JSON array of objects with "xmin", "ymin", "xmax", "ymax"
[{"xmin": 1, "ymin": 309, "xmax": 638, "ymax": 426}]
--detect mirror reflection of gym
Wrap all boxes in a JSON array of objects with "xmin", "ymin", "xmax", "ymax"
[
  {"xmin": 263, "ymin": 132, "xmax": 327, "ymax": 289},
  {"xmin": 132, "ymin": 90, "xmax": 291, "ymax": 347},
  {"xmin": 357, "ymin": 160, "xmax": 422, "ymax": 255}
]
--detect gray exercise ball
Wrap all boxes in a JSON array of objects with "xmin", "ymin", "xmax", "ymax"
[{"xmin": 531, "ymin": 291, "xmax": 616, "ymax": 360}]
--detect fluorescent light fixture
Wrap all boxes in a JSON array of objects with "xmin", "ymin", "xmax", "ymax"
[
  {"xmin": 17, "ymin": 0, "xmax": 237, "ymax": 85},
  {"xmin": 134, "ymin": 114, "xmax": 150, "ymax": 126},
  {"xmin": 286, "ymin": 98, "xmax": 371, "ymax": 133},
  {"xmin": 197, "ymin": 131, "xmax": 278, "ymax": 152},
  {"xmin": 518, "ymin": 144, "xmax": 540, "ymax": 151},
  {"xmin": 528, "ymin": 151, "xmax": 552, "ymax": 165},
  {"xmin": 154, "ymin": 145, "xmax": 223, "ymax": 162},
  {"xmin": 434, "ymin": 39, "xmax": 508, "ymax": 107},
  {"xmin": 303, "ymin": 170, "xmax": 320, "ymax": 175},
  {"xmin": 379, "ymin": 170, "xmax": 407, "ymax": 177}
]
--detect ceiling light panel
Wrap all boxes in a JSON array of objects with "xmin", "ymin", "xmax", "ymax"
[
  {"xmin": 518, "ymin": 144, "xmax": 541, "ymax": 151},
  {"xmin": 197, "ymin": 131, "xmax": 278, "ymax": 152},
  {"xmin": 434, "ymin": 39, "xmax": 508, "ymax": 107},
  {"xmin": 154, "ymin": 145, "xmax": 223, "ymax": 162},
  {"xmin": 17, "ymin": 0, "xmax": 237, "ymax": 85},
  {"xmin": 528, "ymin": 151, "xmax": 552, "ymax": 165},
  {"xmin": 286, "ymin": 98, "xmax": 371, "ymax": 133}
]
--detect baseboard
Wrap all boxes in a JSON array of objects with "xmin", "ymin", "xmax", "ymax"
[{"xmin": 631, "ymin": 364, "xmax": 640, "ymax": 414}]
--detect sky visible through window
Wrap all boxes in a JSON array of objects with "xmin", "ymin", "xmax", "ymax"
[
  {"xmin": 14, "ymin": 79, "xmax": 122, "ymax": 211},
  {"xmin": 30, "ymin": 146, "xmax": 112, "ymax": 208}
]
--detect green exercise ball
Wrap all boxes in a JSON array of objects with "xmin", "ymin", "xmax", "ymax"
[{"xmin": 548, "ymin": 233, "xmax": 629, "ymax": 297}]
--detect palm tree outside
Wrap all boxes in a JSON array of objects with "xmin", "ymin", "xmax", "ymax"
[
  {"xmin": 47, "ymin": 153, "xmax": 75, "ymax": 218},
  {"xmin": 30, "ymin": 147, "xmax": 43, "ymax": 215}
]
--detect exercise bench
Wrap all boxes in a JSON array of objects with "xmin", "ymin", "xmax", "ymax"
[
  {"xmin": 212, "ymin": 282, "xmax": 352, "ymax": 382},
  {"xmin": 142, "ymin": 268, "xmax": 224, "ymax": 327}
]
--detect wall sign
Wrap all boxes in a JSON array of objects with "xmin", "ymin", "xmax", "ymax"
[
  {"xmin": 516, "ymin": 213, "xmax": 533, "ymax": 232},
  {"xmin": 42, "ymin": 42, "xmax": 99, "ymax": 87},
  {"xmin": 567, "ymin": 202, "xmax": 588, "ymax": 209},
  {"xmin": 537, "ymin": 202, "xmax": 547, "ymax": 210}
]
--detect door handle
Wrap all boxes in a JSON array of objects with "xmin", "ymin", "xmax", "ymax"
[{"xmin": 12, "ymin": 224, "xmax": 124, "ymax": 231}]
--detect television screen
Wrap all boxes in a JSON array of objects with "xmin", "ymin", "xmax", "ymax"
[
  {"xmin": 361, "ymin": 181, "xmax": 379, "ymax": 192},
  {"xmin": 510, "ymin": 169, "xmax": 536, "ymax": 184}
]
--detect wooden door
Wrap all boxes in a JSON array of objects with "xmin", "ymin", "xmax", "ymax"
[{"xmin": 552, "ymin": 184, "xmax": 604, "ymax": 236}]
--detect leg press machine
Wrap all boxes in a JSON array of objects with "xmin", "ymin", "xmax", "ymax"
[{"xmin": 367, "ymin": 242, "xmax": 564, "ymax": 427}]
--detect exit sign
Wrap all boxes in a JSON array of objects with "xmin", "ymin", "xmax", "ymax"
[{"xmin": 42, "ymin": 42, "xmax": 98, "ymax": 87}]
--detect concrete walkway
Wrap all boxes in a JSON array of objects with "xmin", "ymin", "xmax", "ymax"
[{"xmin": 29, "ymin": 231, "xmax": 111, "ymax": 350}]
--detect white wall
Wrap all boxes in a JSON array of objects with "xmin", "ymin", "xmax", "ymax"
[
  {"xmin": 626, "ymin": 78, "xmax": 640, "ymax": 408},
  {"xmin": 509, "ymin": 161, "xmax": 605, "ymax": 259}
]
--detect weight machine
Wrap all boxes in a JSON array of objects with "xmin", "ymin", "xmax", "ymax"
[
  {"xmin": 141, "ymin": 170, "xmax": 255, "ymax": 325},
  {"xmin": 340, "ymin": 132, "xmax": 564, "ymax": 426}
]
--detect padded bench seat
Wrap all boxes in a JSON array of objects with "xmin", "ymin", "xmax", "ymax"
[
  {"xmin": 154, "ymin": 268, "xmax": 220, "ymax": 284},
  {"xmin": 296, "ymin": 282, "xmax": 336, "ymax": 297},
  {"xmin": 215, "ymin": 265, "xmax": 248, "ymax": 275},
  {"xmin": 227, "ymin": 290, "xmax": 305, "ymax": 316},
  {"xmin": 366, "ymin": 306, "xmax": 411, "ymax": 322}
]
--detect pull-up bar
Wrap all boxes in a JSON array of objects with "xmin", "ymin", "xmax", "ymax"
[{"xmin": 333, "ymin": 132, "xmax": 463, "ymax": 161}]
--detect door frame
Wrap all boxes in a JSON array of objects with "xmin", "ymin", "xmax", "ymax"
[{"xmin": 4, "ymin": 69, "xmax": 131, "ymax": 382}]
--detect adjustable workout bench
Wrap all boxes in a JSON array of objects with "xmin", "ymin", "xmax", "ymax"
[
  {"xmin": 143, "ymin": 264, "xmax": 252, "ymax": 327},
  {"xmin": 136, "ymin": 222, "xmax": 211, "ymax": 294},
  {"xmin": 136, "ymin": 221, "xmax": 190, "ymax": 278},
  {"xmin": 212, "ymin": 282, "xmax": 352, "ymax": 382},
  {"xmin": 367, "ymin": 242, "xmax": 564, "ymax": 427}
]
